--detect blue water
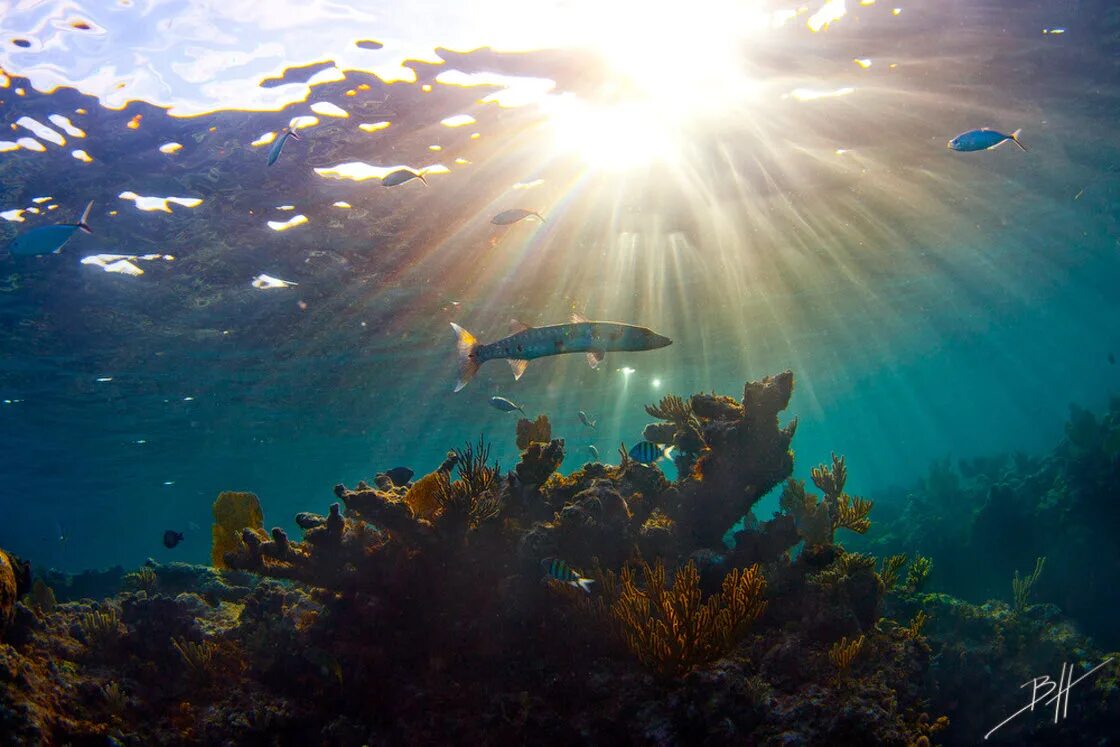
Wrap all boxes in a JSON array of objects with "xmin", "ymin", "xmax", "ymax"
[{"xmin": 0, "ymin": 0, "xmax": 1117, "ymax": 574}]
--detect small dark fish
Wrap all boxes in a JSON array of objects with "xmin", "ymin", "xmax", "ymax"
[
  {"xmin": 489, "ymin": 396, "xmax": 525, "ymax": 414},
  {"xmin": 8, "ymin": 201, "xmax": 93, "ymax": 257},
  {"xmin": 163, "ymin": 530, "xmax": 184, "ymax": 549},
  {"xmin": 491, "ymin": 208, "xmax": 545, "ymax": 225},
  {"xmin": 587, "ymin": 444, "xmax": 599, "ymax": 461},
  {"xmin": 628, "ymin": 440, "xmax": 673, "ymax": 464},
  {"xmin": 382, "ymin": 168, "xmax": 427, "ymax": 187},
  {"xmin": 384, "ymin": 466, "xmax": 414, "ymax": 486},
  {"xmin": 267, "ymin": 126, "xmax": 302, "ymax": 166},
  {"xmin": 948, "ymin": 128, "xmax": 1026, "ymax": 152},
  {"xmin": 1109, "ymin": 352, "xmax": 1116, "ymax": 365},
  {"xmin": 541, "ymin": 557, "xmax": 594, "ymax": 593},
  {"xmin": 578, "ymin": 410, "xmax": 597, "ymax": 429}
]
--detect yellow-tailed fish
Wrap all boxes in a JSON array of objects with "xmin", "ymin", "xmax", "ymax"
[
  {"xmin": 8, "ymin": 201, "xmax": 93, "ymax": 257},
  {"xmin": 541, "ymin": 557, "xmax": 594, "ymax": 593},
  {"xmin": 267, "ymin": 127, "xmax": 302, "ymax": 166}
]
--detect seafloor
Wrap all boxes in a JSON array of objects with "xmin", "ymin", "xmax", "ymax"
[{"xmin": 1, "ymin": 371, "xmax": 1117, "ymax": 746}]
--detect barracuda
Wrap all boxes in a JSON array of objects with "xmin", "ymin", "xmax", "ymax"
[{"xmin": 449, "ymin": 314, "xmax": 671, "ymax": 392}]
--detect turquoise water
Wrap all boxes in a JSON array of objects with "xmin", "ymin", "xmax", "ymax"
[{"xmin": 0, "ymin": 0, "xmax": 1117, "ymax": 580}]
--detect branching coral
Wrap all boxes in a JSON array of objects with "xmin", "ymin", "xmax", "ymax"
[
  {"xmin": 879, "ymin": 554, "xmax": 909, "ymax": 592},
  {"xmin": 645, "ymin": 394, "xmax": 693, "ymax": 425},
  {"xmin": 172, "ymin": 636, "xmax": 218, "ymax": 680},
  {"xmin": 811, "ymin": 453, "xmax": 848, "ymax": 503},
  {"xmin": 1012, "ymin": 556, "xmax": 1046, "ymax": 614},
  {"xmin": 906, "ymin": 556, "xmax": 933, "ymax": 592},
  {"xmin": 123, "ymin": 567, "xmax": 158, "ymax": 595},
  {"xmin": 903, "ymin": 610, "xmax": 929, "ymax": 640},
  {"xmin": 834, "ymin": 494, "xmax": 874, "ymax": 534},
  {"xmin": 828, "ymin": 634, "xmax": 865, "ymax": 680},
  {"xmin": 212, "ymin": 491, "xmax": 265, "ymax": 568},
  {"xmin": 610, "ymin": 559, "xmax": 766, "ymax": 678},
  {"xmin": 78, "ymin": 607, "xmax": 121, "ymax": 647}
]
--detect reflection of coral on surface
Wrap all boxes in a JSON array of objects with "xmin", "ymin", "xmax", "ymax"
[{"xmin": 0, "ymin": 372, "xmax": 1117, "ymax": 745}]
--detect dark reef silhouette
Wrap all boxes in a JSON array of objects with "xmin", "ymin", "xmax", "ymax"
[{"xmin": 1, "ymin": 372, "xmax": 1117, "ymax": 745}]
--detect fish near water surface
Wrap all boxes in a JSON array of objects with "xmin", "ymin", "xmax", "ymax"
[
  {"xmin": 267, "ymin": 127, "xmax": 302, "ymax": 166},
  {"xmin": 948, "ymin": 128, "xmax": 1027, "ymax": 152},
  {"xmin": 449, "ymin": 314, "xmax": 671, "ymax": 392},
  {"xmin": 382, "ymin": 168, "xmax": 427, "ymax": 187},
  {"xmin": 8, "ymin": 201, "xmax": 93, "ymax": 257},
  {"xmin": 491, "ymin": 209, "xmax": 545, "ymax": 225}
]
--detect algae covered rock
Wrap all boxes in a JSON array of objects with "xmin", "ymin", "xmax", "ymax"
[
  {"xmin": 0, "ymin": 549, "xmax": 18, "ymax": 637},
  {"xmin": 212, "ymin": 491, "xmax": 265, "ymax": 568}
]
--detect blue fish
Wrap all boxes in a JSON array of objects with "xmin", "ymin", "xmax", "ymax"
[
  {"xmin": 628, "ymin": 440, "xmax": 674, "ymax": 464},
  {"xmin": 267, "ymin": 127, "xmax": 302, "ymax": 166},
  {"xmin": 489, "ymin": 396, "xmax": 525, "ymax": 414},
  {"xmin": 541, "ymin": 557, "xmax": 594, "ymax": 594},
  {"xmin": 948, "ymin": 128, "xmax": 1027, "ymax": 152},
  {"xmin": 8, "ymin": 201, "xmax": 93, "ymax": 257},
  {"xmin": 382, "ymin": 168, "xmax": 427, "ymax": 187}
]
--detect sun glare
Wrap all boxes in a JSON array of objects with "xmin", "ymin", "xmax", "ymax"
[{"xmin": 537, "ymin": 0, "xmax": 788, "ymax": 171}]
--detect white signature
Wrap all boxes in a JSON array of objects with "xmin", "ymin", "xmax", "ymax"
[{"xmin": 985, "ymin": 658, "xmax": 1114, "ymax": 740}]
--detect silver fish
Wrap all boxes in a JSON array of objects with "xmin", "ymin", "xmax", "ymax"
[
  {"xmin": 449, "ymin": 313, "xmax": 671, "ymax": 392},
  {"xmin": 8, "ymin": 201, "xmax": 93, "ymax": 257},
  {"xmin": 382, "ymin": 168, "xmax": 427, "ymax": 187},
  {"xmin": 267, "ymin": 127, "xmax": 302, "ymax": 166},
  {"xmin": 489, "ymin": 396, "xmax": 525, "ymax": 414},
  {"xmin": 587, "ymin": 444, "xmax": 599, "ymax": 461},
  {"xmin": 491, "ymin": 209, "xmax": 545, "ymax": 225},
  {"xmin": 578, "ymin": 410, "xmax": 597, "ymax": 429}
]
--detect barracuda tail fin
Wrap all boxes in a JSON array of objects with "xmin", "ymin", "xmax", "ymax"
[
  {"xmin": 1010, "ymin": 129, "xmax": 1027, "ymax": 152},
  {"xmin": 450, "ymin": 322, "xmax": 481, "ymax": 392}
]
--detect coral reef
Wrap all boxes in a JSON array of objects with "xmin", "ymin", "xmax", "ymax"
[
  {"xmin": 0, "ymin": 372, "xmax": 1117, "ymax": 744},
  {"xmin": 850, "ymin": 395, "xmax": 1120, "ymax": 648}
]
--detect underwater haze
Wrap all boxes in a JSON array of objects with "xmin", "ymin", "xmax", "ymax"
[
  {"xmin": 2, "ymin": 0, "xmax": 1116, "ymax": 571},
  {"xmin": 3, "ymin": 0, "xmax": 1120, "ymax": 743}
]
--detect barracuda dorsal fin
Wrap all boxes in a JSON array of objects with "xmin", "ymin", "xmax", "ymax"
[
  {"xmin": 569, "ymin": 312, "xmax": 590, "ymax": 324},
  {"xmin": 586, "ymin": 350, "xmax": 604, "ymax": 369},
  {"xmin": 509, "ymin": 318, "xmax": 533, "ymax": 334},
  {"xmin": 508, "ymin": 359, "xmax": 529, "ymax": 380}
]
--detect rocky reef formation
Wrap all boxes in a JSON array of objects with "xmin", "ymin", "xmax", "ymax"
[{"xmin": 0, "ymin": 372, "xmax": 1116, "ymax": 745}]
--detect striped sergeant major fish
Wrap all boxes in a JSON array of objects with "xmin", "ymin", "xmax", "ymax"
[
  {"xmin": 629, "ymin": 440, "xmax": 674, "ymax": 464},
  {"xmin": 541, "ymin": 557, "xmax": 594, "ymax": 594},
  {"xmin": 449, "ymin": 314, "xmax": 671, "ymax": 392}
]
